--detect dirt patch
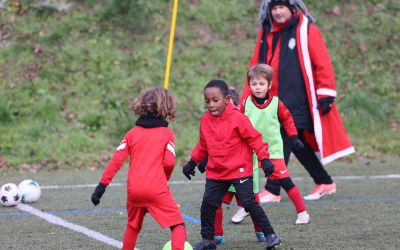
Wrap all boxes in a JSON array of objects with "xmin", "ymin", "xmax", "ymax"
[{"xmin": 192, "ymin": 23, "xmax": 215, "ymax": 45}]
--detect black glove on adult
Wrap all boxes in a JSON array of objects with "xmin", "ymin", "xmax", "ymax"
[
  {"xmin": 317, "ymin": 97, "xmax": 334, "ymax": 115},
  {"xmin": 182, "ymin": 159, "xmax": 197, "ymax": 180},
  {"xmin": 197, "ymin": 157, "xmax": 208, "ymax": 173},
  {"xmin": 91, "ymin": 183, "xmax": 106, "ymax": 206},
  {"xmin": 289, "ymin": 136, "xmax": 304, "ymax": 151},
  {"xmin": 260, "ymin": 159, "xmax": 275, "ymax": 177}
]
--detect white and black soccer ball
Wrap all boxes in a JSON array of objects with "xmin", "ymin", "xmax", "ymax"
[
  {"xmin": 0, "ymin": 183, "xmax": 22, "ymax": 207},
  {"xmin": 18, "ymin": 179, "xmax": 41, "ymax": 203}
]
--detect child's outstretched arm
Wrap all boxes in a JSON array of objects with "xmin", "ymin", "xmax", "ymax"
[
  {"xmin": 91, "ymin": 137, "xmax": 130, "ymax": 206},
  {"xmin": 182, "ymin": 124, "xmax": 208, "ymax": 180},
  {"xmin": 277, "ymin": 100, "xmax": 304, "ymax": 151},
  {"xmin": 99, "ymin": 138, "xmax": 130, "ymax": 185},
  {"xmin": 277, "ymin": 100, "xmax": 297, "ymax": 136}
]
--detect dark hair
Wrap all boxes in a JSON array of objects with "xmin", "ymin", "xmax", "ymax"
[
  {"xmin": 228, "ymin": 87, "xmax": 240, "ymax": 106},
  {"xmin": 204, "ymin": 79, "xmax": 229, "ymax": 97},
  {"xmin": 132, "ymin": 87, "xmax": 176, "ymax": 121}
]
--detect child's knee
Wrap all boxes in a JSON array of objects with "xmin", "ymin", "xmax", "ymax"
[
  {"xmin": 127, "ymin": 221, "xmax": 142, "ymax": 232},
  {"xmin": 279, "ymin": 178, "xmax": 295, "ymax": 191},
  {"xmin": 170, "ymin": 223, "xmax": 186, "ymax": 230}
]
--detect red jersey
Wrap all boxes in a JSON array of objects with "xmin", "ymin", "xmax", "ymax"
[
  {"xmin": 191, "ymin": 102, "xmax": 270, "ymax": 180},
  {"xmin": 100, "ymin": 125, "xmax": 176, "ymax": 206}
]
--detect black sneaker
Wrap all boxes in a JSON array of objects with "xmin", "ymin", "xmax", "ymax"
[
  {"xmin": 194, "ymin": 239, "xmax": 217, "ymax": 250},
  {"xmin": 265, "ymin": 234, "xmax": 281, "ymax": 249}
]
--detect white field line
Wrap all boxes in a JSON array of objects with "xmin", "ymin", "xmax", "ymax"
[
  {"xmin": 16, "ymin": 204, "xmax": 141, "ymax": 250},
  {"xmin": 41, "ymin": 180, "xmax": 206, "ymax": 189},
  {"xmin": 40, "ymin": 174, "xmax": 400, "ymax": 190},
  {"xmin": 14, "ymin": 174, "xmax": 400, "ymax": 249}
]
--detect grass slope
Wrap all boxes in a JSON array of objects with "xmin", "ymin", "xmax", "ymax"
[{"xmin": 0, "ymin": 0, "xmax": 399, "ymax": 170}]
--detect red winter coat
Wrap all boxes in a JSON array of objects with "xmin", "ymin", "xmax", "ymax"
[
  {"xmin": 242, "ymin": 13, "xmax": 354, "ymax": 164},
  {"xmin": 100, "ymin": 125, "xmax": 176, "ymax": 206},
  {"xmin": 191, "ymin": 102, "xmax": 270, "ymax": 180}
]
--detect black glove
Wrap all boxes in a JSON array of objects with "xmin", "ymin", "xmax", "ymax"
[
  {"xmin": 182, "ymin": 159, "xmax": 197, "ymax": 180},
  {"xmin": 197, "ymin": 157, "xmax": 208, "ymax": 173},
  {"xmin": 317, "ymin": 97, "xmax": 334, "ymax": 115},
  {"xmin": 91, "ymin": 183, "xmax": 106, "ymax": 206},
  {"xmin": 260, "ymin": 159, "xmax": 275, "ymax": 177},
  {"xmin": 289, "ymin": 136, "xmax": 304, "ymax": 151}
]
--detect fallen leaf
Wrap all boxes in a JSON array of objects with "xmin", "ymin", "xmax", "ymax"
[{"xmin": 332, "ymin": 6, "xmax": 342, "ymax": 16}]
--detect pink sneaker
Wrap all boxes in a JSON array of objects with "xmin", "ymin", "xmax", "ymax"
[
  {"xmin": 303, "ymin": 183, "xmax": 336, "ymax": 200},
  {"xmin": 259, "ymin": 189, "xmax": 281, "ymax": 204}
]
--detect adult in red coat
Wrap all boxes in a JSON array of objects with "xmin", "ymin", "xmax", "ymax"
[{"xmin": 241, "ymin": 0, "xmax": 354, "ymax": 200}]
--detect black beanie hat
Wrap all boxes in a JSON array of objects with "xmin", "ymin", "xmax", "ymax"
[{"xmin": 269, "ymin": 0, "xmax": 295, "ymax": 13}]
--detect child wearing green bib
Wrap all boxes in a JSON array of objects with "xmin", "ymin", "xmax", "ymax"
[{"xmin": 236, "ymin": 63, "xmax": 310, "ymax": 225}]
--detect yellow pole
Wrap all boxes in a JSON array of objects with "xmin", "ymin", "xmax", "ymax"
[{"xmin": 163, "ymin": 0, "xmax": 179, "ymax": 89}]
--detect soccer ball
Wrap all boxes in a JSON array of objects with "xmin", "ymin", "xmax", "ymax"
[
  {"xmin": 162, "ymin": 240, "xmax": 193, "ymax": 250},
  {"xmin": 0, "ymin": 183, "xmax": 22, "ymax": 207},
  {"xmin": 18, "ymin": 179, "xmax": 41, "ymax": 203}
]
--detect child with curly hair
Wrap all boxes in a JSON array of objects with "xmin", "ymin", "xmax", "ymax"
[{"xmin": 91, "ymin": 87, "xmax": 187, "ymax": 250}]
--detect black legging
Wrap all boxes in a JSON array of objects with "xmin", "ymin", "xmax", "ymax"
[{"xmin": 265, "ymin": 178, "xmax": 295, "ymax": 196}]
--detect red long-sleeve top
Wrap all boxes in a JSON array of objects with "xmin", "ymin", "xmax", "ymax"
[
  {"xmin": 191, "ymin": 102, "xmax": 270, "ymax": 180},
  {"xmin": 99, "ymin": 126, "xmax": 176, "ymax": 206}
]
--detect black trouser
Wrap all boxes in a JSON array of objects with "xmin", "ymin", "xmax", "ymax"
[
  {"xmin": 285, "ymin": 129, "xmax": 333, "ymax": 184},
  {"xmin": 282, "ymin": 129, "xmax": 332, "ymax": 184},
  {"xmin": 265, "ymin": 129, "xmax": 333, "ymax": 194},
  {"xmin": 201, "ymin": 177, "xmax": 275, "ymax": 240}
]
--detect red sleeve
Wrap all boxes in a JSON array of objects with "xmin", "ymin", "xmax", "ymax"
[
  {"xmin": 277, "ymin": 100, "xmax": 298, "ymax": 137},
  {"xmin": 308, "ymin": 24, "xmax": 337, "ymax": 98},
  {"xmin": 100, "ymin": 137, "xmax": 130, "ymax": 186},
  {"xmin": 191, "ymin": 119, "xmax": 207, "ymax": 163},
  {"xmin": 240, "ymin": 98, "xmax": 246, "ymax": 113},
  {"xmin": 240, "ymin": 28, "xmax": 264, "ymax": 105},
  {"xmin": 163, "ymin": 132, "xmax": 176, "ymax": 180},
  {"xmin": 237, "ymin": 115, "xmax": 270, "ymax": 160},
  {"xmin": 241, "ymin": 76, "xmax": 251, "ymax": 107}
]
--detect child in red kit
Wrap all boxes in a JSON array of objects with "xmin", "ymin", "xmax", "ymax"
[
  {"xmin": 239, "ymin": 64, "xmax": 310, "ymax": 224},
  {"xmin": 197, "ymin": 88, "xmax": 267, "ymax": 244},
  {"xmin": 91, "ymin": 87, "xmax": 187, "ymax": 250},
  {"xmin": 182, "ymin": 80, "xmax": 281, "ymax": 250}
]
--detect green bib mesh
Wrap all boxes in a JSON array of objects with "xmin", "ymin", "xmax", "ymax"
[{"xmin": 245, "ymin": 96, "xmax": 284, "ymax": 159}]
